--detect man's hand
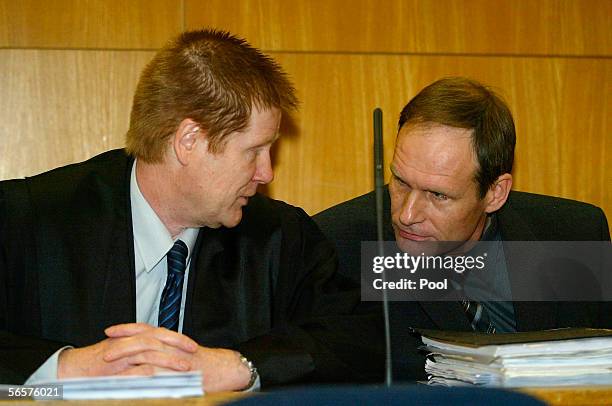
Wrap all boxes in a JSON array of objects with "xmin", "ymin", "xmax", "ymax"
[
  {"xmin": 58, "ymin": 323, "xmax": 198, "ymax": 379},
  {"xmin": 106, "ymin": 323, "xmax": 252, "ymax": 392},
  {"xmin": 189, "ymin": 346, "xmax": 251, "ymax": 392}
]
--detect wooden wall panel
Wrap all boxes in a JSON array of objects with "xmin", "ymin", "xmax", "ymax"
[
  {"xmin": 554, "ymin": 62, "xmax": 610, "ymax": 210},
  {"xmin": 263, "ymin": 54, "xmax": 409, "ymax": 214},
  {"xmin": 0, "ymin": 50, "xmax": 154, "ymax": 180},
  {"xmin": 268, "ymin": 54, "xmax": 611, "ymax": 218},
  {"xmin": 1, "ymin": 1, "xmax": 609, "ymax": 223},
  {"xmin": 2, "ymin": 50, "xmax": 608, "ymax": 218},
  {"xmin": 186, "ymin": 0, "xmax": 612, "ymax": 56},
  {"xmin": 0, "ymin": 0, "xmax": 182, "ymax": 49}
]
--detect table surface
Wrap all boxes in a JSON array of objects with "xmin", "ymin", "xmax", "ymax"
[
  {"xmin": 1, "ymin": 386, "xmax": 611, "ymax": 405},
  {"xmin": 521, "ymin": 386, "xmax": 612, "ymax": 405}
]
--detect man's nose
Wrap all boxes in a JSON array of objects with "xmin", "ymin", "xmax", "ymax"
[
  {"xmin": 253, "ymin": 152, "xmax": 274, "ymax": 185},
  {"xmin": 399, "ymin": 190, "xmax": 425, "ymax": 226}
]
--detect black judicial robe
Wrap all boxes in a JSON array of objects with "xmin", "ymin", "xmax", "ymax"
[{"xmin": 0, "ymin": 149, "xmax": 361, "ymax": 385}]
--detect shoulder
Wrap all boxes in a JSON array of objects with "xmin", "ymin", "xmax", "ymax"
[
  {"xmin": 1, "ymin": 149, "xmax": 130, "ymax": 190},
  {"xmin": 243, "ymin": 193, "xmax": 308, "ymax": 222},
  {"xmin": 1, "ymin": 149, "xmax": 132, "ymax": 219},
  {"xmin": 24, "ymin": 149, "xmax": 131, "ymax": 189},
  {"xmin": 507, "ymin": 190, "xmax": 603, "ymax": 212},
  {"xmin": 313, "ymin": 188, "xmax": 391, "ymax": 243},
  {"xmin": 500, "ymin": 191, "xmax": 609, "ymax": 241},
  {"xmin": 315, "ymin": 190, "xmax": 377, "ymax": 223},
  {"xmin": 312, "ymin": 190, "xmax": 389, "ymax": 281},
  {"xmin": 240, "ymin": 193, "xmax": 320, "ymax": 237}
]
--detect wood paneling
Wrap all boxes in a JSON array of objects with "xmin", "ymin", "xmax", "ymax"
[
  {"xmin": 1, "ymin": 51, "xmax": 608, "ymax": 219},
  {"xmin": 0, "ymin": 49, "xmax": 154, "ymax": 179},
  {"xmin": 185, "ymin": 0, "xmax": 612, "ymax": 56},
  {"xmin": 1, "ymin": 1, "xmax": 609, "ymax": 222},
  {"xmin": 0, "ymin": 0, "xmax": 182, "ymax": 49},
  {"xmin": 266, "ymin": 53, "xmax": 611, "ymax": 217}
]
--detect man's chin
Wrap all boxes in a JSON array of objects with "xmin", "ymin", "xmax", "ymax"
[
  {"xmin": 396, "ymin": 237, "xmax": 472, "ymax": 256},
  {"xmin": 220, "ymin": 210, "xmax": 244, "ymax": 229},
  {"xmin": 396, "ymin": 238, "xmax": 434, "ymax": 256}
]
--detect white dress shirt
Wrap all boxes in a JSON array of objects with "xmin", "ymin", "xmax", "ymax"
[{"xmin": 130, "ymin": 160, "xmax": 199, "ymax": 331}]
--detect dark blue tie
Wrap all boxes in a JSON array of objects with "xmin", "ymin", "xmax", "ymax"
[
  {"xmin": 462, "ymin": 300, "xmax": 496, "ymax": 334},
  {"xmin": 158, "ymin": 240, "xmax": 188, "ymax": 331}
]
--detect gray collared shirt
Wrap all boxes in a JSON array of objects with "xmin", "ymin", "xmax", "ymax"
[{"xmin": 462, "ymin": 214, "xmax": 517, "ymax": 333}]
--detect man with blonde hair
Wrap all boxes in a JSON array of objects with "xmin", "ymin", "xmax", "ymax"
[{"xmin": 0, "ymin": 29, "xmax": 355, "ymax": 390}]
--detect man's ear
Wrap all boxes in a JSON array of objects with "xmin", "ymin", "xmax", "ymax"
[
  {"xmin": 173, "ymin": 118, "xmax": 207, "ymax": 165},
  {"xmin": 484, "ymin": 173, "xmax": 513, "ymax": 214}
]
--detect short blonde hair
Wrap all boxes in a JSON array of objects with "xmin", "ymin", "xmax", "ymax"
[{"xmin": 126, "ymin": 29, "xmax": 298, "ymax": 162}]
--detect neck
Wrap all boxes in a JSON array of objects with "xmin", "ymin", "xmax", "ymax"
[
  {"xmin": 473, "ymin": 214, "xmax": 490, "ymax": 241},
  {"xmin": 136, "ymin": 160, "xmax": 185, "ymax": 238}
]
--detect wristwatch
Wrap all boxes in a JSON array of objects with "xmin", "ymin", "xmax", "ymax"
[{"xmin": 239, "ymin": 354, "xmax": 258, "ymax": 390}]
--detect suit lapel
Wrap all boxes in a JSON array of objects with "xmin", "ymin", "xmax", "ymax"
[
  {"xmin": 100, "ymin": 161, "xmax": 137, "ymax": 331},
  {"xmin": 35, "ymin": 151, "xmax": 136, "ymax": 345},
  {"xmin": 181, "ymin": 227, "xmax": 225, "ymax": 343},
  {"xmin": 418, "ymin": 301, "xmax": 473, "ymax": 331}
]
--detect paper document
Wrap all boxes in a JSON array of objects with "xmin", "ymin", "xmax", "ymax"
[
  {"xmin": 418, "ymin": 328, "xmax": 612, "ymax": 388},
  {"xmin": 31, "ymin": 371, "xmax": 204, "ymax": 400}
]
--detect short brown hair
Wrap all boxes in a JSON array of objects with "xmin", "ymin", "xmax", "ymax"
[
  {"xmin": 398, "ymin": 77, "xmax": 515, "ymax": 198},
  {"xmin": 126, "ymin": 29, "xmax": 298, "ymax": 162}
]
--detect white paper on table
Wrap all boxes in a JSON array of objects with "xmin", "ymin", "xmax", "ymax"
[{"xmin": 30, "ymin": 371, "xmax": 204, "ymax": 400}]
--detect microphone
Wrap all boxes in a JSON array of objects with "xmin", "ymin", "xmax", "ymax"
[{"xmin": 373, "ymin": 107, "xmax": 393, "ymax": 386}]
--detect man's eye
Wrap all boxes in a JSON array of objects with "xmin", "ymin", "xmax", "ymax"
[
  {"xmin": 431, "ymin": 191, "xmax": 448, "ymax": 201},
  {"xmin": 393, "ymin": 176, "xmax": 407, "ymax": 187}
]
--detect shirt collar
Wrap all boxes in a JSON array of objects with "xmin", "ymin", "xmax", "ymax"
[
  {"xmin": 130, "ymin": 160, "xmax": 199, "ymax": 273},
  {"xmin": 481, "ymin": 213, "xmax": 500, "ymax": 242}
]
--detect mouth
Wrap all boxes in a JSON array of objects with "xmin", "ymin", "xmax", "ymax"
[{"xmin": 397, "ymin": 229, "xmax": 430, "ymax": 242}]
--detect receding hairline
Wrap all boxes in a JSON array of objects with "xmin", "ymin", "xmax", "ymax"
[
  {"xmin": 397, "ymin": 120, "xmax": 474, "ymax": 139},
  {"xmin": 394, "ymin": 121, "xmax": 482, "ymax": 192}
]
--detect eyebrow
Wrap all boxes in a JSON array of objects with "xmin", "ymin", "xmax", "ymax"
[
  {"xmin": 390, "ymin": 166, "xmax": 403, "ymax": 182},
  {"xmin": 390, "ymin": 165, "xmax": 454, "ymax": 197},
  {"xmin": 251, "ymin": 131, "xmax": 280, "ymax": 149}
]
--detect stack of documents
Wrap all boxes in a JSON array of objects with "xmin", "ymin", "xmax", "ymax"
[
  {"xmin": 34, "ymin": 371, "xmax": 203, "ymax": 399},
  {"xmin": 419, "ymin": 328, "xmax": 612, "ymax": 387}
]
